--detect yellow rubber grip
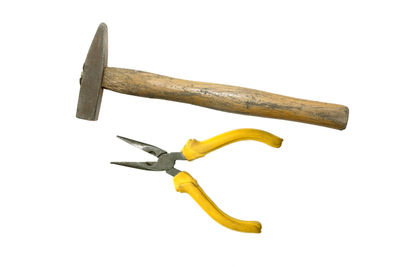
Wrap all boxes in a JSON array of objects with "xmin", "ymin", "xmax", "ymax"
[
  {"xmin": 181, "ymin": 128, "xmax": 283, "ymax": 161},
  {"xmin": 173, "ymin": 171, "xmax": 262, "ymax": 233}
]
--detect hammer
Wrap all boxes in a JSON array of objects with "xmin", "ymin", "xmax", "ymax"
[{"xmin": 77, "ymin": 23, "xmax": 349, "ymax": 130}]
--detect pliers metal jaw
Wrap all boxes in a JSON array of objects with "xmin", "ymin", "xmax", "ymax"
[
  {"xmin": 112, "ymin": 136, "xmax": 186, "ymax": 176},
  {"xmin": 112, "ymin": 129, "xmax": 283, "ymax": 233}
]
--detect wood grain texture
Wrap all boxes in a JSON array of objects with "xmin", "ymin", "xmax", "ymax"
[{"xmin": 102, "ymin": 67, "xmax": 349, "ymax": 130}]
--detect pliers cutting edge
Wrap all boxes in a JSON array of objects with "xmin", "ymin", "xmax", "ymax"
[{"xmin": 112, "ymin": 128, "xmax": 283, "ymax": 233}]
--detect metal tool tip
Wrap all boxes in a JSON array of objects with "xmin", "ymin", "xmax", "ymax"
[
  {"xmin": 116, "ymin": 135, "xmax": 129, "ymax": 141},
  {"xmin": 110, "ymin": 161, "xmax": 128, "ymax": 167},
  {"xmin": 116, "ymin": 135, "xmax": 134, "ymax": 144}
]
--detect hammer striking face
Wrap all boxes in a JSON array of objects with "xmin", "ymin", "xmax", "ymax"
[{"xmin": 76, "ymin": 23, "xmax": 349, "ymax": 130}]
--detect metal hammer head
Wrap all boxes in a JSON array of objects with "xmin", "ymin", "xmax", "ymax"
[{"xmin": 76, "ymin": 23, "xmax": 108, "ymax": 120}]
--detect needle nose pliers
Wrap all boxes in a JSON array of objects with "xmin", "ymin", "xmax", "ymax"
[{"xmin": 112, "ymin": 128, "xmax": 283, "ymax": 233}]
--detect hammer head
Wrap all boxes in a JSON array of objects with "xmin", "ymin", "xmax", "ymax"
[{"xmin": 76, "ymin": 23, "xmax": 108, "ymax": 120}]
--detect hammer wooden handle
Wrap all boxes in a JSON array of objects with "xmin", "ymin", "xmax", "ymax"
[{"xmin": 102, "ymin": 67, "xmax": 349, "ymax": 130}]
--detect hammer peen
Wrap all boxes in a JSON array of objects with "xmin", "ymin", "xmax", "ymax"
[{"xmin": 77, "ymin": 23, "xmax": 349, "ymax": 130}]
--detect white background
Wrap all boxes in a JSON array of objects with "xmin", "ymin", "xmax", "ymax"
[{"xmin": 1, "ymin": 1, "xmax": 399, "ymax": 266}]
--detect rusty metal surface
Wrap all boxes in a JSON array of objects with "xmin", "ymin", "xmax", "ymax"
[{"xmin": 76, "ymin": 23, "xmax": 108, "ymax": 120}]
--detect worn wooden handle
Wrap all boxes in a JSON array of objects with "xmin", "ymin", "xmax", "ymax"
[{"xmin": 102, "ymin": 67, "xmax": 349, "ymax": 130}]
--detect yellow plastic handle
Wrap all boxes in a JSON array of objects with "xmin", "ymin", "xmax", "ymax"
[
  {"xmin": 173, "ymin": 171, "xmax": 262, "ymax": 233},
  {"xmin": 181, "ymin": 128, "xmax": 283, "ymax": 161}
]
